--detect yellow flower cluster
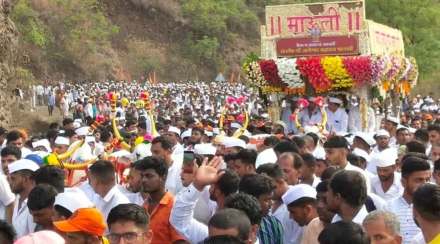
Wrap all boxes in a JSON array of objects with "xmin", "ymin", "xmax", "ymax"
[
  {"xmin": 321, "ymin": 56, "xmax": 354, "ymax": 89},
  {"xmin": 261, "ymin": 85, "xmax": 283, "ymax": 94},
  {"xmin": 244, "ymin": 61, "xmax": 267, "ymax": 88}
]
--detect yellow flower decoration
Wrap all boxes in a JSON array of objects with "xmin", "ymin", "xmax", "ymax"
[{"xmin": 321, "ymin": 56, "xmax": 354, "ymax": 89}]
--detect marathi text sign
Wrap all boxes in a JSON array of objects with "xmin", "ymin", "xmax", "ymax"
[
  {"xmin": 266, "ymin": 1, "xmax": 365, "ymax": 37},
  {"xmin": 367, "ymin": 20, "xmax": 404, "ymax": 55},
  {"xmin": 276, "ymin": 35, "xmax": 359, "ymax": 57}
]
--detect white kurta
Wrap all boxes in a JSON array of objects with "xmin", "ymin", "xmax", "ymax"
[
  {"xmin": 12, "ymin": 197, "xmax": 36, "ymax": 238},
  {"xmin": 326, "ymin": 108, "xmax": 348, "ymax": 133},
  {"xmin": 299, "ymin": 109, "xmax": 323, "ymax": 128},
  {"xmin": 348, "ymin": 106, "xmax": 376, "ymax": 132}
]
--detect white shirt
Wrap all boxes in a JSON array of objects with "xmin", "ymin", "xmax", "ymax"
[
  {"xmin": 0, "ymin": 174, "xmax": 14, "ymax": 219},
  {"xmin": 256, "ymin": 148, "xmax": 277, "ymax": 168},
  {"xmin": 331, "ymin": 205, "xmax": 368, "ymax": 225},
  {"xmin": 326, "ymin": 107, "xmax": 348, "ymax": 133},
  {"xmin": 91, "ymin": 185, "xmax": 130, "ymax": 220},
  {"xmin": 299, "ymin": 108, "xmax": 323, "ymax": 127},
  {"xmin": 170, "ymin": 184, "xmax": 209, "ymax": 244},
  {"xmin": 410, "ymin": 232, "xmax": 425, "ymax": 244},
  {"xmin": 271, "ymin": 203, "xmax": 303, "ymax": 244},
  {"xmin": 166, "ymin": 157, "xmax": 184, "ymax": 195},
  {"xmin": 371, "ymin": 172, "xmax": 403, "ymax": 200},
  {"xmin": 12, "ymin": 197, "xmax": 36, "ymax": 238},
  {"xmin": 385, "ymin": 196, "xmax": 421, "ymax": 244},
  {"xmin": 116, "ymin": 185, "xmax": 144, "ymax": 206}
]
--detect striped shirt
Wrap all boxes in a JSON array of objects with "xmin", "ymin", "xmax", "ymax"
[
  {"xmin": 386, "ymin": 196, "xmax": 421, "ymax": 244},
  {"xmin": 258, "ymin": 215, "xmax": 284, "ymax": 244}
]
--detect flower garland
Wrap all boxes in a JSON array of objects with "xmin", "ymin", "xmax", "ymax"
[
  {"xmin": 406, "ymin": 57, "xmax": 419, "ymax": 86},
  {"xmin": 276, "ymin": 58, "xmax": 303, "ymax": 88},
  {"xmin": 244, "ymin": 61, "xmax": 267, "ymax": 88},
  {"xmin": 385, "ymin": 55, "xmax": 402, "ymax": 83},
  {"xmin": 296, "ymin": 57, "xmax": 332, "ymax": 93},
  {"xmin": 371, "ymin": 55, "xmax": 386, "ymax": 86},
  {"xmin": 343, "ymin": 56, "xmax": 372, "ymax": 87},
  {"xmin": 259, "ymin": 59, "xmax": 283, "ymax": 86},
  {"xmin": 321, "ymin": 56, "xmax": 354, "ymax": 89}
]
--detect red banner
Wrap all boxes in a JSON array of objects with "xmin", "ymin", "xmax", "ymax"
[{"xmin": 276, "ymin": 35, "xmax": 359, "ymax": 57}]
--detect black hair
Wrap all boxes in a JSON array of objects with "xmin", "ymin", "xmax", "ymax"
[
  {"xmin": 329, "ymin": 171, "xmax": 367, "ymax": 208},
  {"xmin": 323, "ymin": 136, "xmax": 349, "ymax": 149},
  {"xmin": 0, "ymin": 220, "xmax": 15, "ymax": 244},
  {"xmin": 320, "ymin": 166, "xmax": 341, "ymax": 182},
  {"xmin": 401, "ymin": 152, "xmax": 429, "ymax": 161},
  {"xmin": 201, "ymin": 235, "xmax": 246, "ymax": 244},
  {"xmin": 0, "ymin": 146, "xmax": 21, "ymax": 159},
  {"xmin": 27, "ymin": 184, "xmax": 58, "ymax": 211},
  {"xmin": 273, "ymin": 141, "xmax": 299, "ymax": 154},
  {"xmin": 401, "ymin": 156, "xmax": 431, "ymax": 178},
  {"xmin": 316, "ymin": 181, "xmax": 328, "ymax": 193},
  {"xmin": 217, "ymin": 169, "xmax": 240, "ymax": 197},
  {"xmin": 306, "ymin": 132, "xmax": 319, "ymax": 147},
  {"xmin": 256, "ymin": 163, "xmax": 284, "ymax": 180},
  {"xmin": 107, "ymin": 203, "xmax": 149, "ymax": 229},
  {"xmin": 301, "ymin": 153, "xmax": 317, "ymax": 168},
  {"xmin": 291, "ymin": 136, "xmax": 306, "ymax": 149},
  {"xmin": 46, "ymin": 129, "xmax": 59, "ymax": 141},
  {"xmin": 34, "ymin": 166, "xmax": 65, "ymax": 193},
  {"xmin": 134, "ymin": 156, "xmax": 168, "ymax": 177},
  {"xmin": 347, "ymin": 153, "xmax": 361, "ymax": 168},
  {"xmin": 413, "ymin": 183, "xmax": 440, "ymax": 221},
  {"xmin": 138, "ymin": 121, "xmax": 147, "ymax": 130},
  {"xmin": 239, "ymin": 174, "xmax": 274, "ymax": 199},
  {"xmin": 151, "ymin": 136, "xmax": 174, "ymax": 150},
  {"xmin": 414, "ymin": 129, "xmax": 429, "ymax": 143},
  {"xmin": 89, "ymin": 160, "xmax": 116, "ymax": 184},
  {"xmin": 396, "ymin": 127, "xmax": 410, "ymax": 135},
  {"xmin": 235, "ymin": 149, "xmax": 257, "ymax": 167},
  {"xmin": 224, "ymin": 193, "xmax": 262, "ymax": 225},
  {"xmin": 62, "ymin": 118, "xmax": 74, "ymax": 126},
  {"xmin": 318, "ymin": 221, "xmax": 369, "ymax": 244},
  {"xmin": 0, "ymin": 127, "xmax": 7, "ymax": 136},
  {"xmin": 125, "ymin": 119, "xmax": 137, "ymax": 128},
  {"xmin": 208, "ymin": 208, "xmax": 251, "ymax": 242},
  {"xmin": 406, "ymin": 140, "xmax": 426, "ymax": 154},
  {"xmin": 238, "ymin": 135, "xmax": 249, "ymax": 144},
  {"xmin": 100, "ymin": 128, "xmax": 112, "ymax": 142},
  {"xmin": 5, "ymin": 130, "xmax": 21, "ymax": 144},
  {"xmin": 263, "ymin": 136, "xmax": 280, "ymax": 147},
  {"xmin": 63, "ymin": 129, "xmax": 76, "ymax": 138},
  {"xmin": 54, "ymin": 205, "xmax": 73, "ymax": 219},
  {"xmin": 435, "ymin": 159, "xmax": 440, "ymax": 171},
  {"xmin": 428, "ymin": 124, "xmax": 440, "ymax": 133}
]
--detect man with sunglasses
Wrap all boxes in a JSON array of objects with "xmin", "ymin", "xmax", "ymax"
[{"xmin": 107, "ymin": 203, "xmax": 153, "ymax": 244}]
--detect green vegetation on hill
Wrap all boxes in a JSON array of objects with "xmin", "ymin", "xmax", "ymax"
[{"xmin": 9, "ymin": 0, "xmax": 440, "ymax": 88}]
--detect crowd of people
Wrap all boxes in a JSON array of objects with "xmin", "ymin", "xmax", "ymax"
[{"xmin": 0, "ymin": 80, "xmax": 438, "ymax": 244}]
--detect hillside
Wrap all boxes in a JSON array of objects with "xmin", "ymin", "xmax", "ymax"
[{"xmin": 10, "ymin": 0, "xmax": 440, "ymax": 88}]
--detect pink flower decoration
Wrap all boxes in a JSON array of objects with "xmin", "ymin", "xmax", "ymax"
[
  {"xmin": 297, "ymin": 98, "xmax": 309, "ymax": 109},
  {"xmin": 236, "ymin": 114, "xmax": 245, "ymax": 123},
  {"xmin": 226, "ymin": 96, "xmax": 236, "ymax": 104},
  {"xmin": 96, "ymin": 114, "xmax": 105, "ymax": 123},
  {"xmin": 143, "ymin": 134, "xmax": 153, "ymax": 142}
]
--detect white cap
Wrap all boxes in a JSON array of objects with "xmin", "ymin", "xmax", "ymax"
[
  {"xmin": 256, "ymin": 148, "xmax": 277, "ymax": 167},
  {"xmin": 85, "ymin": 136, "xmax": 95, "ymax": 143},
  {"xmin": 375, "ymin": 129, "xmax": 390, "ymax": 138},
  {"xmin": 110, "ymin": 149, "xmax": 133, "ymax": 159},
  {"xmin": 72, "ymin": 121, "xmax": 81, "ymax": 129},
  {"xmin": 54, "ymin": 190, "xmax": 94, "ymax": 214},
  {"xmin": 222, "ymin": 137, "xmax": 246, "ymax": 149},
  {"xmin": 282, "ymin": 184, "xmax": 317, "ymax": 205},
  {"xmin": 213, "ymin": 128, "xmax": 221, "ymax": 135},
  {"xmin": 32, "ymin": 139, "xmax": 52, "ymax": 153},
  {"xmin": 329, "ymin": 97, "xmax": 343, "ymax": 104},
  {"xmin": 75, "ymin": 126, "xmax": 91, "ymax": 136},
  {"xmin": 74, "ymin": 119, "xmax": 82, "ymax": 124},
  {"xmin": 194, "ymin": 144, "xmax": 217, "ymax": 155},
  {"xmin": 205, "ymin": 131, "xmax": 214, "ymax": 137},
  {"xmin": 132, "ymin": 143, "xmax": 152, "ymax": 160},
  {"xmin": 168, "ymin": 126, "xmax": 181, "ymax": 136},
  {"xmin": 374, "ymin": 148, "xmax": 398, "ymax": 167},
  {"xmin": 386, "ymin": 116, "xmax": 399, "ymax": 125},
  {"xmin": 230, "ymin": 123, "xmax": 241, "ymax": 129},
  {"xmin": 352, "ymin": 148, "xmax": 370, "ymax": 162},
  {"xmin": 181, "ymin": 129, "xmax": 192, "ymax": 139},
  {"xmin": 8, "ymin": 159, "xmax": 40, "ymax": 174},
  {"xmin": 354, "ymin": 132, "xmax": 376, "ymax": 146},
  {"xmin": 55, "ymin": 136, "xmax": 70, "ymax": 146}
]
